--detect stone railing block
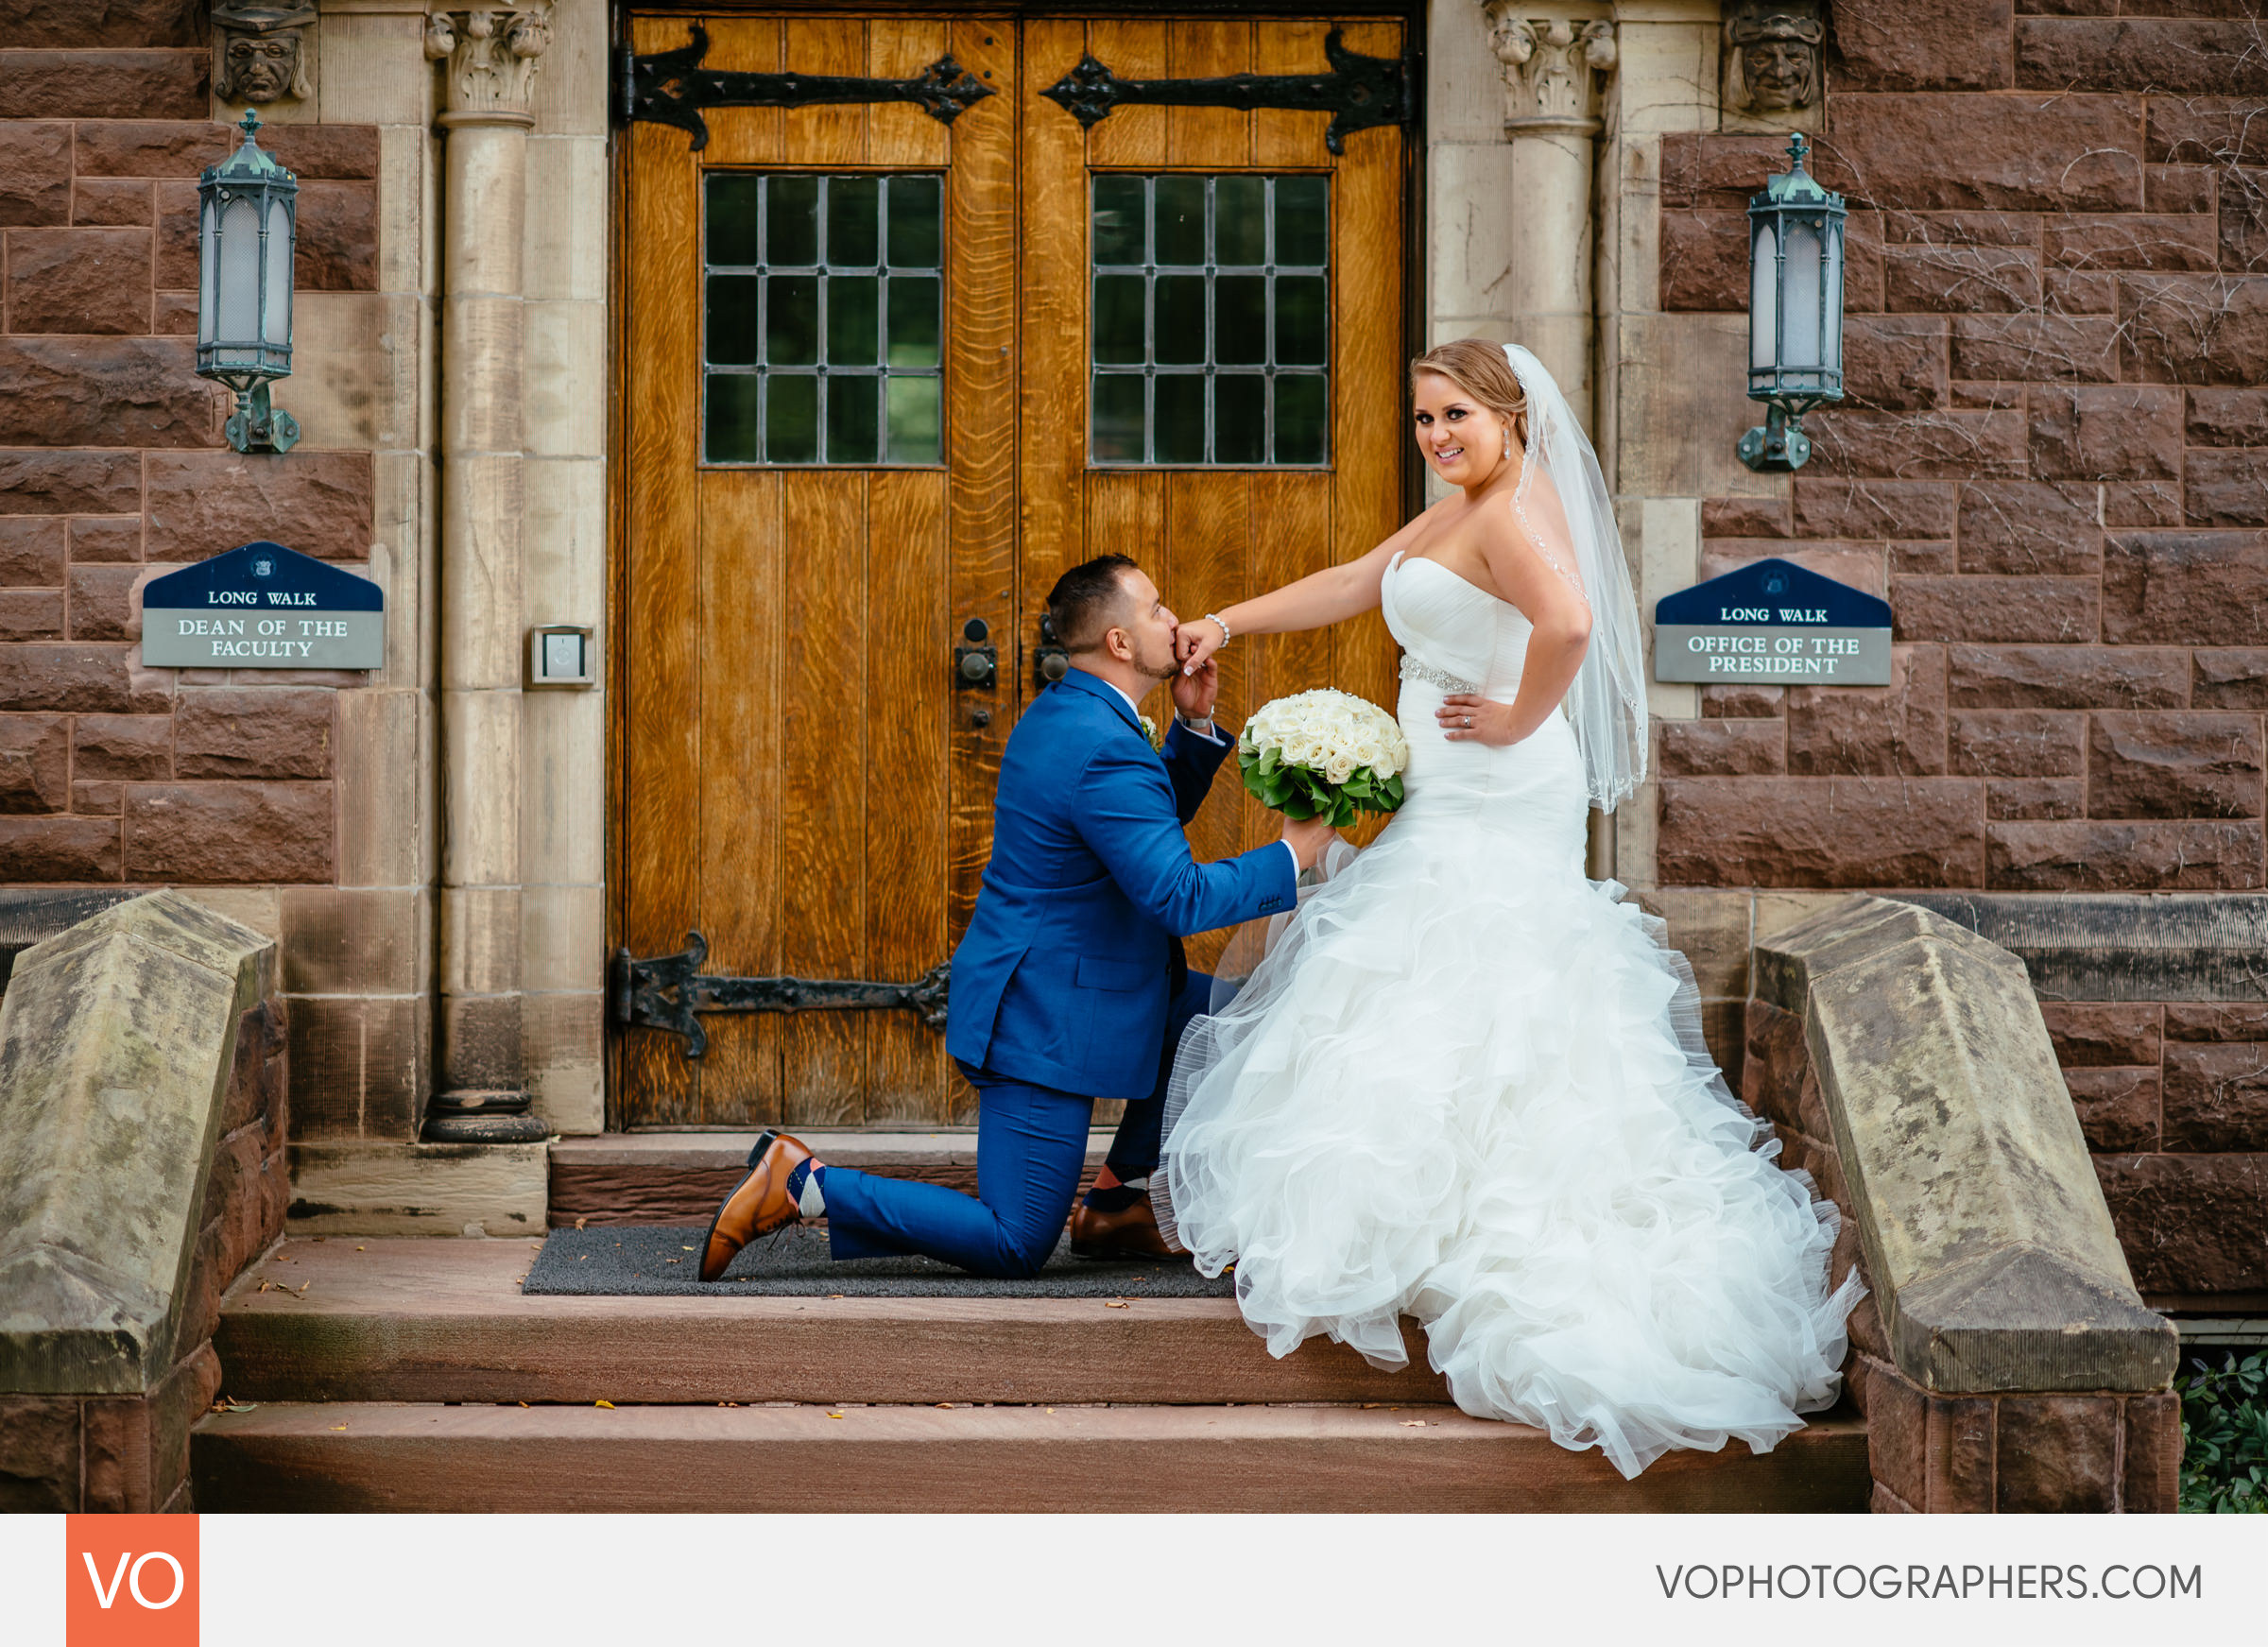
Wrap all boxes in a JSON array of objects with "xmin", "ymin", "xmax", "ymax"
[
  {"xmin": 0, "ymin": 892, "xmax": 276, "ymax": 1396},
  {"xmin": 1757, "ymin": 895, "xmax": 2177, "ymax": 1395}
]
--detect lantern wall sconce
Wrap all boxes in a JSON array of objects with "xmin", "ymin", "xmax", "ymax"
[
  {"xmin": 1740, "ymin": 131, "xmax": 1845, "ymax": 472},
  {"xmin": 197, "ymin": 110, "xmax": 301, "ymax": 455}
]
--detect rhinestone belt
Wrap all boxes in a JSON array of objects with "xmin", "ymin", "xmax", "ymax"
[{"xmin": 1400, "ymin": 655, "xmax": 1480, "ymax": 694}]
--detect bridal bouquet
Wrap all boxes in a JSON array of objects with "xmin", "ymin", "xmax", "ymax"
[{"xmin": 1238, "ymin": 689, "xmax": 1411, "ymax": 827}]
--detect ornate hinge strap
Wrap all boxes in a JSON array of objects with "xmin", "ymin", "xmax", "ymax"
[
  {"xmin": 618, "ymin": 22, "xmax": 995, "ymax": 152},
  {"xmin": 610, "ymin": 931, "xmax": 950, "ymax": 1058},
  {"xmin": 1042, "ymin": 26, "xmax": 1411, "ymax": 156}
]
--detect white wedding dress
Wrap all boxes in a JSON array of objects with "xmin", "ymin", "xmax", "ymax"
[{"xmin": 1156, "ymin": 549, "xmax": 1863, "ymax": 1480}]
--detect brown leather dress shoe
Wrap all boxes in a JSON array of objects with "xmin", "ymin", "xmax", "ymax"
[
  {"xmin": 698, "ymin": 1130, "xmax": 816, "ymax": 1282},
  {"xmin": 1069, "ymin": 1192, "xmax": 1180, "ymax": 1261}
]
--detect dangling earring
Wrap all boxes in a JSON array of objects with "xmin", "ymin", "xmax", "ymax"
[{"xmin": 1502, "ymin": 428, "xmax": 1513, "ymax": 459}]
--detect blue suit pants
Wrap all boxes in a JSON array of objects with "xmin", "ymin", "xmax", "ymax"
[{"xmin": 820, "ymin": 969, "xmax": 1215, "ymax": 1278}]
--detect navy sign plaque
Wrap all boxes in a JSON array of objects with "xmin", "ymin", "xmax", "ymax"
[
  {"xmin": 142, "ymin": 540, "xmax": 384, "ymax": 670},
  {"xmin": 1654, "ymin": 558, "xmax": 1892, "ymax": 686}
]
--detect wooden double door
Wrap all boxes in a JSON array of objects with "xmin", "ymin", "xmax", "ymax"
[{"xmin": 614, "ymin": 9, "xmax": 1407, "ymax": 1128}]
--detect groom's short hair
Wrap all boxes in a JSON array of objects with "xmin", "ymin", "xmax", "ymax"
[{"xmin": 1046, "ymin": 554, "xmax": 1143, "ymax": 653}]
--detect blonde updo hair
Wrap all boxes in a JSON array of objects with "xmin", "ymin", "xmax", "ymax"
[{"xmin": 1410, "ymin": 338, "xmax": 1529, "ymax": 452}]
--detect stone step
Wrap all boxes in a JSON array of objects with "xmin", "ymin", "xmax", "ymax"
[
  {"xmin": 215, "ymin": 1237, "xmax": 1447, "ymax": 1407},
  {"xmin": 547, "ymin": 1129, "xmax": 1114, "ymax": 1227},
  {"xmin": 191, "ymin": 1399, "xmax": 1871, "ymax": 1513}
]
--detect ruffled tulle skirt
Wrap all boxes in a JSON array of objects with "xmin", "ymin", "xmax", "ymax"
[{"xmin": 1155, "ymin": 712, "xmax": 1862, "ymax": 1480}]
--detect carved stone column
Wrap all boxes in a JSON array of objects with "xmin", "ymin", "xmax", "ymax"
[
  {"xmin": 1477, "ymin": 6, "xmax": 1617, "ymax": 431},
  {"xmin": 423, "ymin": 5, "xmax": 552, "ymax": 1142}
]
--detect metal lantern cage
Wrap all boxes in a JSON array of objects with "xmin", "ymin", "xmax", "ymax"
[
  {"xmin": 197, "ymin": 109, "xmax": 301, "ymax": 454},
  {"xmin": 1740, "ymin": 131, "xmax": 1846, "ymax": 472}
]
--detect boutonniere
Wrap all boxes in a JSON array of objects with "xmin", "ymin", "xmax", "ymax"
[{"xmin": 1139, "ymin": 714, "xmax": 1164, "ymax": 751}]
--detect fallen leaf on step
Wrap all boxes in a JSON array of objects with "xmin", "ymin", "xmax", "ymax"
[
  {"xmin": 936, "ymin": 1402, "xmax": 954, "ymax": 1409},
  {"xmin": 1105, "ymin": 1300, "xmax": 1130, "ymax": 1309},
  {"xmin": 330, "ymin": 1425, "xmax": 348, "ymax": 1432},
  {"xmin": 595, "ymin": 1399, "xmax": 615, "ymax": 1409},
  {"xmin": 575, "ymin": 1217, "xmax": 588, "ymax": 1230},
  {"xmin": 355, "ymin": 1245, "xmax": 365, "ymax": 1252},
  {"xmin": 519, "ymin": 1401, "xmax": 529, "ymax": 1408},
  {"xmin": 1362, "ymin": 1403, "xmax": 1381, "ymax": 1410},
  {"xmin": 664, "ymin": 1258, "xmax": 680, "ymax": 1264},
  {"xmin": 829, "ymin": 1294, "xmax": 845, "ymax": 1299},
  {"xmin": 827, "ymin": 1412, "xmax": 845, "ymax": 1419},
  {"xmin": 297, "ymin": 1281, "xmax": 311, "ymax": 1294},
  {"xmin": 212, "ymin": 1400, "xmax": 258, "ymax": 1415},
  {"xmin": 681, "ymin": 1244, "xmax": 696, "ymax": 1251},
  {"xmin": 1401, "ymin": 1420, "xmax": 1426, "ymax": 1428}
]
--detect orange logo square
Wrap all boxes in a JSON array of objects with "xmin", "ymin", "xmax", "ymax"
[{"xmin": 65, "ymin": 1515, "xmax": 198, "ymax": 1646}]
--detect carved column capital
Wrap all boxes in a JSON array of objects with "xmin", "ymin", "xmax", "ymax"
[
  {"xmin": 1477, "ymin": 6, "xmax": 1617, "ymax": 137},
  {"xmin": 425, "ymin": 4, "xmax": 553, "ymax": 127}
]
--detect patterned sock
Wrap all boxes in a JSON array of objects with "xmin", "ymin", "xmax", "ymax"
[
  {"xmin": 784, "ymin": 1158, "xmax": 827, "ymax": 1218},
  {"xmin": 1083, "ymin": 1164, "xmax": 1149, "ymax": 1212}
]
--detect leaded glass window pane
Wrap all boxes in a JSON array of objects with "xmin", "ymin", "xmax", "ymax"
[
  {"xmin": 702, "ymin": 172, "xmax": 946, "ymax": 466},
  {"xmin": 1090, "ymin": 173, "xmax": 1329, "ymax": 468}
]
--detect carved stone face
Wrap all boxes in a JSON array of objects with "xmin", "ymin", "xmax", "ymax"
[
  {"xmin": 1741, "ymin": 40, "xmax": 1815, "ymax": 112},
  {"xmin": 224, "ymin": 34, "xmax": 301, "ymax": 103}
]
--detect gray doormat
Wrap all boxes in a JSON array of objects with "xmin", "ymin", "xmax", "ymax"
[{"xmin": 522, "ymin": 1223, "xmax": 1236, "ymax": 1298}]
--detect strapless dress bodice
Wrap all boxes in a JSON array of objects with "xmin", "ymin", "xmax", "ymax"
[{"xmin": 1381, "ymin": 550, "xmax": 1533, "ymax": 700}]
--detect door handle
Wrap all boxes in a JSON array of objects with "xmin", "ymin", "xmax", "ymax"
[
  {"xmin": 955, "ymin": 616, "xmax": 997, "ymax": 689},
  {"xmin": 1036, "ymin": 613, "xmax": 1071, "ymax": 684}
]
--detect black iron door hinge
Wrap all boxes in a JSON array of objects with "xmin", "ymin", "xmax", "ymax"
[
  {"xmin": 617, "ymin": 23, "xmax": 996, "ymax": 152},
  {"xmin": 1042, "ymin": 26, "xmax": 1412, "ymax": 156},
  {"xmin": 611, "ymin": 931, "xmax": 951, "ymax": 1058}
]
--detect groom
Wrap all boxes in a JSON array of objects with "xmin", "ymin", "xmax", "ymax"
[{"xmin": 699, "ymin": 554, "xmax": 1334, "ymax": 1281}]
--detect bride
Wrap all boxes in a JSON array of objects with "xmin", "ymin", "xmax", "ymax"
[{"xmin": 1160, "ymin": 339, "xmax": 1861, "ymax": 1480}]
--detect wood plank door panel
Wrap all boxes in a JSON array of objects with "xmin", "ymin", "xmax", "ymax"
[
  {"xmin": 1019, "ymin": 13, "xmax": 1406, "ymax": 978},
  {"xmin": 618, "ymin": 11, "xmax": 1405, "ymax": 1124},
  {"xmin": 617, "ymin": 13, "xmax": 1016, "ymax": 1129}
]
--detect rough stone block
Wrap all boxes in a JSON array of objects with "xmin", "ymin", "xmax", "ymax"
[
  {"xmin": 0, "ymin": 519, "xmax": 66, "ymax": 585},
  {"xmin": 1830, "ymin": 0, "xmax": 2014, "ymax": 93},
  {"xmin": 1807, "ymin": 408, "xmax": 2028, "ymax": 479},
  {"xmin": 1702, "ymin": 683, "xmax": 1784, "ymax": 718},
  {"xmin": 144, "ymin": 450, "xmax": 376, "ymax": 564},
  {"xmin": 1925, "ymin": 1394, "xmax": 1997, "ymax": 1513},
  {"xmin": 2019, "ymin": 17, "xmax": 2268, "ymax": 96},
  {"xmin": 69, "ymin": 517, "xmax": 142, "ymax": 564},
  {"xmin": 174, "ymin": 688, "xmax": 335, "ymax": 780},
  {"xmin": 2029, "ymin": 384, "xmax": 2184, "ymax": 479},
  {"xmin": 2190, "ymin": 387, "xmax": 2268, "ymax": 448},
  {"xmin": 2165, "ymin": 1004, "xmax": 2268, "ymax": 1043},
  {"xmin": 2162, "ymin": 1041, "xmax": 2268, "ymax": 1152},
  {"xmin": 2121, "ymin": 273, "xmax": 2268, "ymax": 386},
  {"xmin": 2088, "ymin": 712, "xmax": 2265, "ymax": 818},
  {"xmin": 0, "ymin": 50, "xmax": 208, "ymax": 122},
  {"xmin": 1891, "ymin": 575, "xmax": 2099, "ymax": 643},
  {"xmin": 72, "ymin": 178, "xmax": 151, "ymax": 227},
  {"xmin": 0, "ymin": 644, "xmax": 172, "ymax": 713},
  {"xmin": 0, "ymin": 1394, "xmax": 79, "ymax": 1510},
  {"xmin": 1949, "ymin": 710, "xmax": 2085, "ymax": 778},
  {"xmin": 2063, "ymin": 1067, "xmax": 2161, "ymax": 1154},
  {"xmin": 147, "ymin": 1339, "xmax": 218, "ymax": 1509},
  {"xmin": 1986, "ymin": 778, "xmax": 2084, "ymax": 820},
  {"xmin": 0, "ymin": 716, "xmax": 70, "ymax": 814},
  {"xmin": 72, "ymin": 714, "xmax": 169, "ymax": 781},
  {"xmin": 1988, "ymin": 819, "xmax": 2264, "ymax": 890},
  {"xmin": 286, "ymin": 1141, "xmax": 547, "ymax": 1238},
  {"xmin": 1756, "ymin": 897, "xmax": 2177, "ymax": 1393},
  {"xmin": 1702, "ymin": 539, "xmax": 1888, "ymax": 594},
  {"xmin": 123, "ymin": 782, "xmax": 334, "ymax": 884},
  {"xmin": 1859, "ymin": 1352, "xmax": 1927, "ymax": 1507},
  {"xmin": 2104, "ymin": 529, "xmax": 2268, "ymax": 645},
  {"xmin": 4, "ymin": 227, "xmax": 151, "ymax": 335},
  {"xmin": 1658, "ymin": 778, "xmax": 1984, "ymax": 887},
  {"xmin": 66, "ymin": 564, "xmax": 139, "ymax": 642},
  {"xmin": 1702, "ymin": 496, "xmax": 1790, "ymax": 540},
  {"xmin": 1950, "ymin": 313, "xmax": 2118, "ymax": 382},
  {"xmin": 1842, "ymin": 315, "xmax": 1950, "ymax": 411},
  {"xmin": 1657, "ymin": 718, "xmax": 1783, "ymax": 776},
  {"xmin": 0, "ymin": 816, "xmax": 121, "ymax": 882},
  {"xmin": 1994, "ymin": 1395, "xmax": 2121, "ymax": 1512},
  {"xmin": 1658, "ymin": 210, "xmax": 1746, "ymax": 312},
  {"xmin": 0, "ymin": 589, "xmax": 65, "ymax": 639},
  {"xmin": 1828, "ymin": 93, "xmax": 2142, "ymax": 213},
  {"xmin": 1947, "ymin": 643, "xmax": 2190, "ymax": 709},
  {"xmin": 1792, "ymin": 478, "xmax": 1952, "ymax": 541},
  {"xmin": 2184, "ymin": 449, "xmax": 2268, "ymax": 528},
  {"xmin": 0, "ymin": 124, "xmax": 72, "ymax": 228},
  {"xmin": 2041, "ymin": 1004, "xmax": 2162, "ymax": 1069},
  {"xmin": 0, "ymin": 451, "xmax": 141, "ymax": 517},
  {"xmin": 79, "ymin": 1396, "xmax": 148, "ymax": 1513},
  {"xmin": 2045, "ymin": 213, "xmax": 2220, "ymax": 272},
  {"xmin": 1886, "ymin": 244, "xmax": 2040, "ymax": 313},
  {"xmin": 2096, "ymin": 1152, "xmax": 2268, "ymax": 1295},
  {"xmin": 0, "ymin": 336, "xmax": 220, "ymax": 449},
  {"xmin": 74, "ymin": 121, "xmax": 379, "ymax": 182},
  {"xmin": 0, "ymin": 893, "xmax": 273, "ymax": 1394},
  {"xmin": 2147, "ymin": 163, "xmax": 2216, "ymax": 216},
  {"xmin": 1785, "ymin": 643, "xmax": 1949, "ymax": 776},
  {"xmin": 1744, "ymin": 998, "xmax": 1809, "ymax": 1134},
  {"xmin": 2148, "ymin": 96, "xmax": 2268, "ymax": 167},
  {"xmin": 2104, "ymin": 480, "xmax": 2184, "ymax": 529},
  {"xmin": 2122, "ymin": 1392, "xmax": 2181, "ymax": 1514},
  {"xmin": 1956, "ymin": 480, "xmax": 2102, "ymax": 575}
]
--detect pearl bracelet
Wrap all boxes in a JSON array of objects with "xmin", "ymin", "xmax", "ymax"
[{"xmin": 1203, "ymin": 611, "xmax": 1233, "ymax": 645}]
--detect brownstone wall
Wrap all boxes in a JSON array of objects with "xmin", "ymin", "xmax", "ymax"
[
  {"xmin": 1659, "ymin": 2, "xmax": 2268, "ymax": 894},
  {"xmin": 0, "ymin": 3, "xmax": 377, "ymax": 892}
]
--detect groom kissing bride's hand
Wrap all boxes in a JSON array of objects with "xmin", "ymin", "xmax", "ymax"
[{"xmin": 696, "ymin": 552, "xmax": 1333, "ymax": 1286}]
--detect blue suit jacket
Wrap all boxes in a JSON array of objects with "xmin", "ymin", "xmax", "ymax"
[{"xmin": 946, "ymin": 667, "xmax": 1297, "ymax": 1099}]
